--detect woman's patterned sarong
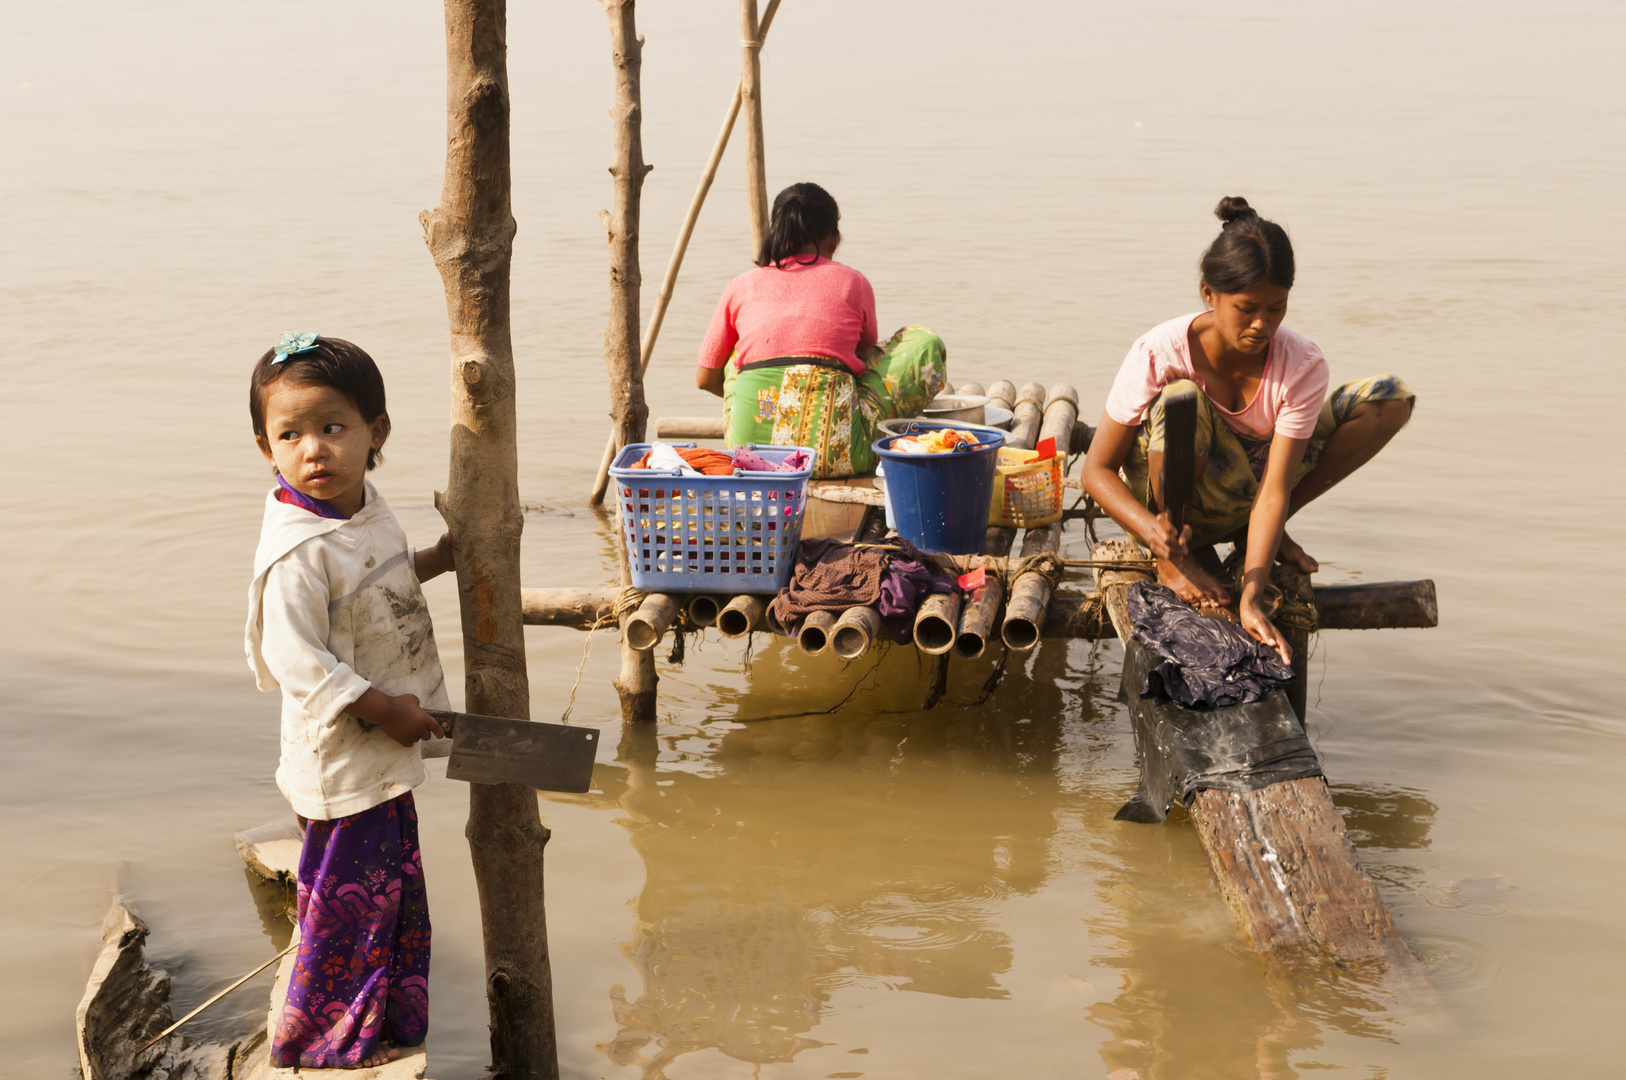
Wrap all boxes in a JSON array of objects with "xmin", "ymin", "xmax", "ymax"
[
  {"xmin": 271, "ymin": 792, "xmax": 430, "ymax": 1068},
  {"xmin": 1122, "ymin": 374, "xmax": 1415, "ymax": 547},
  {"xmin": 723, "ymin": 325, "xmax": 948, "ymax": 478}
]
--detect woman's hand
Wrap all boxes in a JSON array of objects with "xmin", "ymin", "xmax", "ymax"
[
  {"xmin": 1143, "ymin": 511, "xmax": 1192, "ymax": 563},
  {"xmin": 1239, "ymin": 590, "xmax": 1292, "ymax": 665},
  {"xmin": 414, "ymin": 532, "xmax": 455, "ymax": 583},
  {"xmin": 696, "ymin": 364, "xmax": 725, "ymax": 397}
]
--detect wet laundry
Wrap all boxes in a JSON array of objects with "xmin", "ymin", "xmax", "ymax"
[
  {"xmin": 1125, "ymin": 580, "xmax": 1293, "ymax": 709},
  {"xmin": 770, "ymin": 538, "xmax": 958, "ymax": 642}
]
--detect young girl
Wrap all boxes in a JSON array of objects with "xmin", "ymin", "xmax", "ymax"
[
  {"xmin": 243, "ymin": 332, "xmax": 454, "ymax": 1068},
  {"xmin": 695, "ymin": 182, "xmax": 948, "ymax": 478},
  {"xmin": 1081, "ymin": 198, "xmax": 1416, "ymax": 661}
]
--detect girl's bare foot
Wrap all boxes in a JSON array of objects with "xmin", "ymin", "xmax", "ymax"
[
  {"xmin": 1156, "ymin": 552, "xmax": 1230, "ymax": 608},
  {"xmin": 357, "ymin": 1045, "xmax": 403, "ymax": 1068},
  {"xmin": 1277, "ymin": 532, "xmax": 1318, "ymax": 574}
]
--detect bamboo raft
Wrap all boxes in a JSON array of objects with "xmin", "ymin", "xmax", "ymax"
[{"xmin": 526, "ymin": 374, "xmax": 1447, "ymax": 1017}]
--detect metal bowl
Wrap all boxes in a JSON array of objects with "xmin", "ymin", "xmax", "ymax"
[{"xmin": 921, "ymin": 393, "xmax": 989, "ymax": 425}]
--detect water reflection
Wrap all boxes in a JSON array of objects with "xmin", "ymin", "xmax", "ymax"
[{"xmin": 581, "ymin": 639, "xmax": 1105, "ymax": 1077}]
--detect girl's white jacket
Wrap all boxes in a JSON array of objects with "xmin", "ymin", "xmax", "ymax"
[{"xmin": 245, "ymin": 482, "xmax": 451, "ymax": 820}]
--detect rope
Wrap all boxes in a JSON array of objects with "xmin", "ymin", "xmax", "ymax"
[{"xmin": 558, "ymin": 585, "xmax": 642, "ymax": 725}]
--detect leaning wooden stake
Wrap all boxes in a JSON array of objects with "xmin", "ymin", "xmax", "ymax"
[
  {"xmin": 1092, "ymin": 538, "xmax": 1446, "ymax": 1021},
  {"xmin": 420, "ymin": 0, "xmax": 559, "ymax": 1073},
  {"xmin": 601, "ymin": 0, "xmax": 659, "ymax": 725},
  {"xmin": 586, "ymin": 0, "xmax": 785, "ymax": 505},
  {"xmin": 738, "ymin": 0, "xmax": 769, "ymax": 254}
]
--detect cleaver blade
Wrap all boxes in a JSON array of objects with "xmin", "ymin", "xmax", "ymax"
[{"xmin": 428, "ymin": 711, "xmax": 598, "ymax": 793}]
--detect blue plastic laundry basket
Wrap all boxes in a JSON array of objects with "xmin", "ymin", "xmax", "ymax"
[
  {"xmin": 871, "ymin": 423, "xmax": 1005, "ymax": 554},
  {"xmin": 609, "ymin": 443, "xmax": 816, "ymax": 593}
]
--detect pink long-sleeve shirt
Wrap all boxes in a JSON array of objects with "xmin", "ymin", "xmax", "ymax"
[{"xmin": 698, "ymin": 256, "xmax": 878, "ymax": 377}]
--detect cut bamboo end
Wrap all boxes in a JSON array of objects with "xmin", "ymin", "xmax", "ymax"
[
  {"xmin": 626, "ymin": 593, "xmax": 678, "ymax": 652},
  {"xmin": 954, "ymin": 574, "xmax": 1005, "ymax": 660},
  {"xmin": 686, "ymin": 594, "xmax": 723, "ymax": 628},
  {"xmin": 716, "ymin": 594, "xmax": 766, "ymax": 638},
  {"xmin": 913, "ymin": 593, "xmax": 962, "ymax": 655},
  {"xmin": 831, "ymin": 606, "xmax": 883, "ymax": 661},
  {"xmin": 797, "ymin": 609, "xmax": 837, "ymax": 655}
]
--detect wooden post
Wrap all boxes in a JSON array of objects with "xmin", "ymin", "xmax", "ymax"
[
  {"xmin": 419, "ymin": 1, "xmax": 558, "ymax": 1074},
  {"xmin": 586, "ymin": 0, "xmax": 785, "ymax": 505},
  {"xmin": 600, "ymin": 0, "xmax": 653, "ymax": 453},
  {"xmin": 600, "ymin": 0, "xmax": 659, "ymax": 726},
  {"xmin": 739, "ymin": 0, "xmax": 769, "ymax": 254}
]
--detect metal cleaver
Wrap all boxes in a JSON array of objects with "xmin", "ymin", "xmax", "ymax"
[{"xmin": 426, "ymin": 710, "xmax": 598, "ymax": 793}]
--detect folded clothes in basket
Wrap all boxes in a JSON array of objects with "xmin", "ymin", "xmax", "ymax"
[{"xmin": 632, "ymin": 443, "xmax": 811, "ymax": 475}]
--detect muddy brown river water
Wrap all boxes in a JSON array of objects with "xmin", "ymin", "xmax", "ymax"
[{"xmin": 3, "ymin": 1, "xmax": 1624, "ymax": 1076}]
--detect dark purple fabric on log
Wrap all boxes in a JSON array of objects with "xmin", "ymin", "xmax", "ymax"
[{"xmin": 1125, "ymin": 580, "xmax": 1293, "ymax": 709}]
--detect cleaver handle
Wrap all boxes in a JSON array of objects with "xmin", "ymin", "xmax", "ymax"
[{"xmin": 427, "ymin": 709, "xmax": 458, "ymax": 736}]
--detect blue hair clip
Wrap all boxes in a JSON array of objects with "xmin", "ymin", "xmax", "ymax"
[{"xmin": 272, "ymin": 330, "xmax": 320, "ymax": 364}]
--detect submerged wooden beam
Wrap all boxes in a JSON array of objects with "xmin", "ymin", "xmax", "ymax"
[{"xmin": 1091, "ymin": 538, "xmax": 1445, "ymax": 1019}]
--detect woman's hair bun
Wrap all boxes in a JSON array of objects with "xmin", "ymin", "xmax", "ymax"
[{"xmin": 1214, "ymin": 195, "xmax": 1259, "ymax": 226}]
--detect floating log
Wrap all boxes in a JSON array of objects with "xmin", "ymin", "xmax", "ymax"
[
  {"xmin": 625, "ymin": 593, "xmax": 679, "ymax": 652},
  {"xmin": 912, "ymin": 593, "xmax": 962, "ymax": 655},
  {"xmin": 1091, "ymin": 538, "xmax": 1445, "ymax": 1019},
  {"xmin": 1314, "ymin": 580, "xmax": 1438, "ymax": 629},
  {"xmin": 831, "ymin": 605, "xmax": 883, "ymax": 660},
  {"xmin": 797, "ymin": 609, "xmax": 837, "ymax": 655},
  {"xmin": 717, "ymin": 594, "xmax": 767, "ymax": 638},
  {"xmin": 654, "ymin": 416, "xmax": 727, "ymax": 440},
  {"xmin": 686, "ymin": 594, "xmax": 723, "ymax": 628},
  {"xmin": 521, "ymin": 587, "xmax": 617, "ymax": 629},
  {"xmin": 954, "ymin": 572, "xmax": 1006, "ymax": 659}
]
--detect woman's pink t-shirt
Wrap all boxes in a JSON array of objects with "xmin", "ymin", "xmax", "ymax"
[
  {"xmin": 698, "ymin": 256, "xmax": 878, "ymax": 377},
  {"xmin": 1104, "ymin": 313, "xmax": 1330, "ymax": 440}
]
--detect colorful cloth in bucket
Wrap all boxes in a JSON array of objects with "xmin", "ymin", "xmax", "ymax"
[
  {"xmin": 272, "ymin": 792, "xmax": 430, "ymax": 1068},
  {"xmin": 1121, "ymin": 373, "xmax": 1415, "ymax": 548},
  {"xmin": 723, "ymin": 325, "xmax": 947, "ymax": 478}
]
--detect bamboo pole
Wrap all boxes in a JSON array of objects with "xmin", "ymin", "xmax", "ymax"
[
  {"xmin": 587, "ymin": 0, "xmax": 785, "ymax": 505},
  {"xmin": 599, "ymin": 0, "xmax": 660, "ymax": 724},
  {"xmin": 830, "ymin": 605, "xmax": 882, "ymax": 660},
  {"xmin": 1000, "ymin": 384, "xmax": 1079, "ymax": 650},
  {"xmin": 717, "ymin": 594, "xmax": 767, "ymax": 638},
  {"xmin": 686, "ymin": 593, "xmax": 723, "ymax": 628},
  {"xmin": 739, "ymin": 0, "xmax": 769, "ymax": 255},
  {"xmin": 796, "ymin": 609, "xmax": 837, "ymax": 654},
  {"xmin": 954, "ymin": 572, "xmax": 1005, "ymax": 659},
  {"xmin": 419, "ymin": 0, "xmax": 558, "ymax": 1072},
  {"xmin": 625, "ymin": 592, "xmax": 678, "ymax": 652},
  {"xmin": 912, "ymin": 593, "xmax": 961, "ymax": 655}
]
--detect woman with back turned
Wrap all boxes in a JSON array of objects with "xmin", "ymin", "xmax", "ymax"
[
  {"xmin": 696, "ymin": 182, "xmax": 947, "ymax": 477},
  {"xmin": 1081, "ymin": 197, "xmax": 1415, "ymax": 662}
]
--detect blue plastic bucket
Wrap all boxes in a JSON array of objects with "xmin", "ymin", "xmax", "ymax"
[{"xmin": 871, "ymin": 422, "xmax": 1006, "ymax": 553}]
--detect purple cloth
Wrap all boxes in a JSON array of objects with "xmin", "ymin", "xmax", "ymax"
[
  {"xmin": 875, "ymin": 556, "xmax": 957, "ymax": 642},
  {"xmin": 276, "ymin": 474, "xmax": 349, "ymax": 520},
  {"xmin": 272, "ymin": 792, "xmax": 430, "ymax": 1068}
]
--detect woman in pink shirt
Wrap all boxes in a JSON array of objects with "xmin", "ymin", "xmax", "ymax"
[
  {"xmin": 696, "ymin": 183, "xmax": 946, "ymax": 477},
  {"xmin": 1082, "ymin": 198, "xmax": 1415, "ymax": 660}
]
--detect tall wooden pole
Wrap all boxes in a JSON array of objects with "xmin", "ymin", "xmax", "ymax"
[
  {"xmin": 601, "ymin": 0, "xmax": 659, "ymax": 724},
  {"xmin": 586, "ymin": 0, "xmax": 785, "ymax": 506},
  {"xmin": 420, "ymin": 1, "xmax": 559, "ymax": 1076},
  {"xmin": 739, "ymin": 0, "xmax": 769, "ymax": 255}
]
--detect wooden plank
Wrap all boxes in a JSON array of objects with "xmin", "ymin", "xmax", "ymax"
[
  {"xmin": 1315, "ymin": 580, "xmax": 1438, "ymax": 629},
  {"xmin": 1091, "ymin": 539, "xmax": 1445, "ymax": 1019}
]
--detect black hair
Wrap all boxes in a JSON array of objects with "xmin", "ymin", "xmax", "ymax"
[
  {"xmin": 757, "ymin": 182, "xmax": 840, "ymax": 268},
  {"xmin": 249, "ymin": 336, "xmax": 389, "ymax": 470},
  {"xmin": 1199, "ymin": 196, "xmax": 1295, "ymax": 293}
]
